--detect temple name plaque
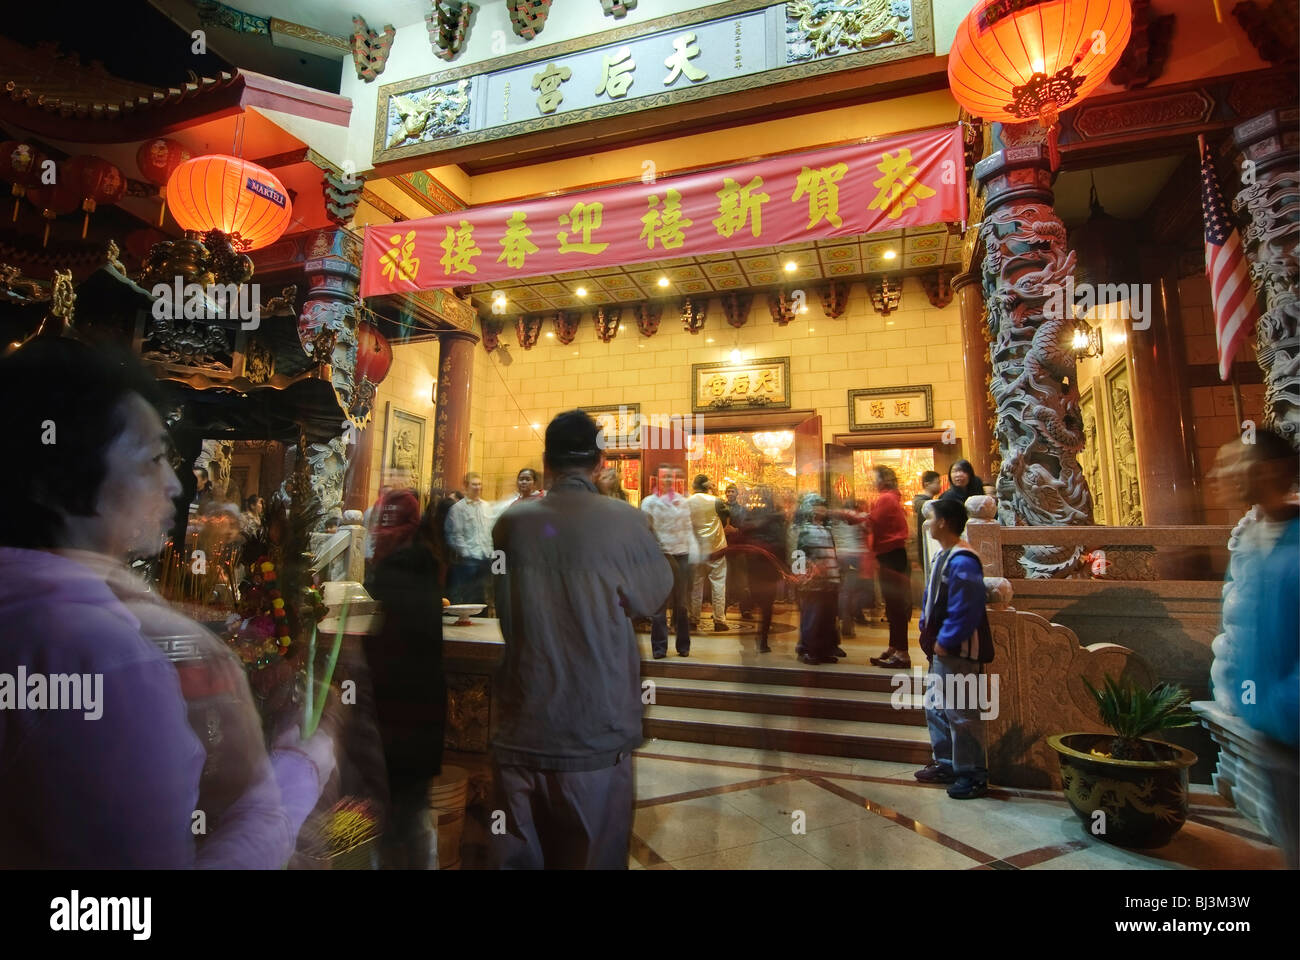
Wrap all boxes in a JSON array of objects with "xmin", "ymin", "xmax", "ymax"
[
  {"xmin": 848, "ymin": 384, "xmax": 933, "ymax": 431},
  {"xmin": 692, "ymin": 356, "xmax": 790, "ymax": 413}
]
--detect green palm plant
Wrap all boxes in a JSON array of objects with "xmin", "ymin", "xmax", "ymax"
[{"xmin": 1081, "ymin": 675, "xmax": 1198, "ymax": 761}]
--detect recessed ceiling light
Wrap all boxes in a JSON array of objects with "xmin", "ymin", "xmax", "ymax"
[
  {"xmin": 883, "ymin": 249, "xmax": 897, "ymax": 260},
  {"xmin": 513, "ymin": 425, "xmax": 519, "ymax": 430},
  {"xmin": 730, "ymin": 348, "xmax": 742, "ymax": 364},
  {"xmin": 706, "ymin": 338, "xmax": 715, "ymax": 343},
  {"xmin": 572, "ymin": 351, "xmax": 579, "ymax": 356},
  {"xmin": 784, "ymin": 261, "xmax": 797, "ymax": 272},
  {"xmin": 575, "ymin": 286, "xmax": 588, "ymax": 297},
  {"xmin": 545, "ymin": 331, "xmax": 554, "ymax": 338},
  {"xmin": 657, "ymin": 276, "xmax": 670, "ymax": 288},
  {"xmin": 886, "ymin": 320, "xmax": 895, "ymax": 326}
]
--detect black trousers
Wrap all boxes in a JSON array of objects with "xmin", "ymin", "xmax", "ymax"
[
  {"xmin": 750, "ymin": 568, "xmax": 780, "ymax": 643},
  {"xmin": 650, "ymin": 553, "xmax": 691, "ymax": 656},
  {"xmin": 876, "ymin": 548, "xmax": 913, "ymax": 652}
]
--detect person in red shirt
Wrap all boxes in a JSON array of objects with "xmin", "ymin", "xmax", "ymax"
[{"xmin": 867, "ymin": 466, "xmax": 914, "ymax": 668}]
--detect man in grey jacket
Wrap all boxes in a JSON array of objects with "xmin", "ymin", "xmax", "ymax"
[{"xmin": 489, "ymin": 410, "xmax": 674, "ymax": 868}]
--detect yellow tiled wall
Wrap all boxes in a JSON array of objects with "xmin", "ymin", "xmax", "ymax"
[
  {"xmin": 365, "ymin": 337, "xmax": 441, "ymax": 505},
  {"xmin": 469, "ymin": 277, "xmax": 968, "ymax": 499}
]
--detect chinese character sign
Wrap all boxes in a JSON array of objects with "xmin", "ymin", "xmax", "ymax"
[
  {"xmin": 362, "ymin": 125, "xmax": 965, "ymax": 297},
  {"xmin": 691, "ymin": 357, "xmax": 790, "ymax": 413}
]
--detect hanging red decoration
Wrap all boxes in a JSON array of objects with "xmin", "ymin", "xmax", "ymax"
[
  {"xmin": 947, "ymin": 0, "xmax": 1132, "ymax": 169},
  {"xmin": 25, "ymin": 172, "xmax": 81, "ymax": 247},
  {"xmin": 62, "ymin": 155, "xmax": 127, "ymax": 239},
  {"xmin": 354, "ymin": 319, "xmax": 393, "ymax": 386},
  {"xmin": 166, "ymin": 154, "xmax": 293, "ymax": 251},
  {"xmin": 136, "ymin": 138, "xmax": 192, "ymax": 226},
  {"xmin": 0, "ymin": 141, "xmax": 47, "ymax": 222}
]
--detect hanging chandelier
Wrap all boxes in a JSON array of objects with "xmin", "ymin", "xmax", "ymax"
[{"xmin": 751, "ymin": 430, "xmax": 794, "ymax": 460}]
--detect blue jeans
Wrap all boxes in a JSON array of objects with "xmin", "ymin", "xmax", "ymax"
[{"xmin": 925, "ymin": 653, "xmax": 988, "ymax": 782}]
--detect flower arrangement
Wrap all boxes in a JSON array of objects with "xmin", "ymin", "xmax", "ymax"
[{"xmin": 224, "ymin": 556, "xmax": 327, "ymax": 670}]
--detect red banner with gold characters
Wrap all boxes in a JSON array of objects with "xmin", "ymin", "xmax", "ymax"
[{"xmin": 361, "ymin": 125, "xmax": 966, "ymax": 297}]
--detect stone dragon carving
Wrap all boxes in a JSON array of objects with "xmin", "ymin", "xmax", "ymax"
[
  {"xmin": 785, "ymin": 0, "xmax": 912, "ymax": 62},
  {"xmin": 980, "ymin": 201, "xmax": 1093, "ymax": 578}
]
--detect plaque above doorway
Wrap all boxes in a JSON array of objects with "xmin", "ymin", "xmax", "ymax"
[
  {"xmin": 692, "ymin": 356, "xmax": 791, "ymax": 413},
  {"xmin": 848, "ymin": 384, "xmax": 933, "ymax": 431}
]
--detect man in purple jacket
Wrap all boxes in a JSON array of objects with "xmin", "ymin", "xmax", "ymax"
[{"xmin": 914, "ymin": 498, "xmax": 994, "ymax": 800}]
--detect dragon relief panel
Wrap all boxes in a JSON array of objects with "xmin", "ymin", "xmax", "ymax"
[
  {"xmin": 386, "ymin": 80, "xmax": 472, "ymax": 150},
  {"xmin": 142, "ymin": 315, "xmax": 232, "ymax": 371},
  {"xmin": 979, "ymin": 200, "xmax": 1094, "ymax": 578},
  {"xmin": 786, "ymin": 0, "xmax": 915, "ymax": 63}
]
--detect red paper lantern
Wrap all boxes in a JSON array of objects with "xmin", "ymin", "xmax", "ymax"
[
  {"xmin": 355, "ymin": 319, "xmax": 393, "ymax": 386},
  {"xmin": 26, "ymin": 173, "xmax": 82, "ymax": 247},
  {"xmin": 0, "ymin": 141, "xmax": 48, "ymax": 221},
  {"xmin": 166, "ymin": 154, "xmax": 293, "ymax": 251},
  {"xmin": 948, "ymin": 0, "xmax": 1132, "ymax": 166},
  {"xmin": 136, "ymin": 138, "xmax": 192, "ymax": 226},
  {"xmin": 62, "ymin": 155, "xmax": 127, "ymax": 238}
]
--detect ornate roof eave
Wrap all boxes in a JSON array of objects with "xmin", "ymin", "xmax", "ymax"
[
  {"xmin": 0, "ymin": 69, "xmax": 351, "ymax": 143},
  {"xmin": 143, "ymin": 360, "xmax": 331, "ymax": 394}
]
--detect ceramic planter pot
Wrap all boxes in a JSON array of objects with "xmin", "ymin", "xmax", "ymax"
[{"xmin": 1048, "ymin": 732, "xmax": 1197, "ymax": 849}]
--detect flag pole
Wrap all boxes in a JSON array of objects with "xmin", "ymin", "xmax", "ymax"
[{"xmin": 1230, "ymin": 365, "xmax": 1244, "ymax": 427}]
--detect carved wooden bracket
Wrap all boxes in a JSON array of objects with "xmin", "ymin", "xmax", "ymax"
[
  {"xmin": 515, "ymin": 313, "xmax": 542, "ymax": 349},
  {"xmin": 720, "ymin": 291, "xmax": 752, "ymax": 327},
  {"xmin": 819, "ymin": 281, "xmax": 849, "ymax": 319},
  {"xmin": 867, "ymin": 276, "xmax": 903, "ymax": 316},
  {"xmin": 351, "ymin": 16, "xmax": 396, "ymax": 82},
  {"xmin": 600, "ymin": 0, "xmax": 637, "ymax": 17},
  {"xmin": 1232, "ymin": 0, "xmax": 1299, "ymax": 65},
  {"xmin": 634, "ymin": 301, "xmax": 662, "ymax": 337},
  {"xmin": 427, "ymin": 1, "xmax": 475, "ymax": 62},
  {"xmin": 553, "ymin": 309, "xmax": 580, "ymax": 344},
  {"xmin": 680, "ymin": 296, "xmax": 707, "ymax": 334},
  {"xmin": 1107, "ymin": 0, "xmax": 1175, "ymax": 89},
  {"xmin": 594, "ymin": 305, "xmax": 621, "ymax": 342},
  {"xmin": 509, "ymin": 0, "xmax": 552, "ymax": 40},
  {"xmin": 921, "ymin": 270, "xmax": 954, "ymax": 309},
  {"xmin": 767, "ymin": 289, "xmax": 796, "ymax": 325},
  {"xmin": 322, "ymin": 169, "xmax": 364, "ymax": 225},
  {"xmin": 481, "ymin": 315, "xmax": 505, "ymax": 352},
  {"xmin": 262, "ymin": 284, "xmax": 298, "ymax": 318}
]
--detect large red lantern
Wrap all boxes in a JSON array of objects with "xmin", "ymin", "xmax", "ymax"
[
  {"xmin": 355, "ymin": 319, "xmax": 393, "ymax": 386},
  {"xmin": 0, "ymin": 141, "xmax": 48, "ymax": 222},
  {"xmin": 26, "ymin": 172, "xmax": 82, "ymax": 247},
  {"xmin": 136, "ymin": 138, "xmax": 192, "ymax": 226},
  {"xmin": 166, "ymin": 154, "xmax": 293, "ymax": 251},
  {"xmin": 948, "ymin": 0, "xmax": 1132, "ymax": 167},
  {"xmin": 63, "ymin": 155, "xmax": 127, "ymax": 238}
]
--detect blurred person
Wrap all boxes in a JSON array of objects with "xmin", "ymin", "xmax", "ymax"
[
  {"xmin": 240, "ymin": 494, "xmax": 264, "ymax": 539},
  {"xmin": 0, "ymin": 338, "xmax": 334, "ymax": 868},
  {"xmin": 490, "ymin": 411, "xmax": 673, "ymax": 868},
  {"xmin": 939, "ymin": 459, "xmax": 984, "ymax": 503},
  {"xmin": 688, "ymin": 474, "xmax": 729, "ymax": 631},
  {"xmin": 445, "ymin": 471, "xmax": 494, "ymax": 606},
  {"xmin": 868, "ymin": 465, "xmax": 914, "ymax": 669},
  {"xmin": 915, "ymin": 498, "xmax": 994, "ymax": 800},
  {"xmin": 794, "ymin": 493, "xmax": 840, "ymax": 664},
  {"xmin": 323, "ymin": 515, "xmax": 340, "ymax": 534},
  {"xmin": 740, "ymin": 486, "xmax": 787, "ymax": 654},
  {"xmin": 831, "ymin": 496, "xmax": 870, "ymax": 645},
  {"xmin": 1214, "ymin": 428, "xmax": 1299, "ymax": 867},
  {"xmin": 724, "ymin": 483, "xmax": 753, "ymax": 618},
  {"xmin": 364, "ymin": 489, "xmax": 447, "ymax": 868},
  {"xmin": 596, "ymin": 463, "xmax": 628, "ymax": 501},
  {"xmin": 641, "ymin": 465, "xmax": 694, "ymax": 658},
  {"xmin": 913, "ymin": 471, "xmax": 942, "ymax": 556},
  {"xmin": 193, "ymin": 466, "xmax": 213, "ymax": 510},
  {"xmin": 510, "ymin": 467, "xmax": 543, "ymax": 505}
]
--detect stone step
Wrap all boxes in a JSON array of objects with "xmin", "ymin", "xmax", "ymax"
[
  {"xmin": 643, "ymin": 704, "xmax": 932, "ymax": 764},
  {"xmin": 648, "ymin": 675, "xmax": 926, "ymax": 725},
  {"xmin": 640, "ymin": 655, "xmax": 924, "ymax": 694}
]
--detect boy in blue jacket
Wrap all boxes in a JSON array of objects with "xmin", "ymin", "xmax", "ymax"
[{"xmin": 914, "ymin": 498, "xmax": 994, "ymax": 799}]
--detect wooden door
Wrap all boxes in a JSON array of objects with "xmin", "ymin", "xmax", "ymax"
[
  {"xmin": 824, "ymin": 441, "xmax": 853, "ymax": 506},
  {"xmin": 639, "ymin": 420, "xmax": 690, "ymax": 497},
  {"xmin": 793, "ymin": 414, "xmax": 823, "ymax": 497}
]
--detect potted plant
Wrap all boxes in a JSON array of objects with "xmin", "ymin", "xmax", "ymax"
[{"xmin": 1047, "ymin": 676, "xmax": 1199, "ymax": 849}]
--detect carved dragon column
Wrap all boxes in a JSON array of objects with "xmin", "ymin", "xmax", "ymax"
[
  {"xmin": 1233, "ymin": 107, "xmax": 1300, "ymax": 447},
  {"xmin": 976, "ymin": 142, "xmax": 1093, "ymax": 578}
]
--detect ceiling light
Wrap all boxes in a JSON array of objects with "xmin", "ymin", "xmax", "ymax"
[
  {"xmin": 883, "ymin": 249, "xmax": 897, "ymax": 260},
  {"xmin": 545, "ymin": 331, "xmax": 554, "ymax": 338},
  {"xmin": 808, "ymin": 327, "xmax": 814, "ymax": 332},
  {"xmin": 886, "ymin": 320, "xmax": 895, "ymax": 326},
  {"xmin": 800, "ymin": 306, "xmax": 808, "ymax": 314},
  {"xmin": 657, "ymin": 276, "xmax": 669, "ymax": 288},
  {"xmin": 784, "ymin": 261, "xmax": 797, "ymax": 272},
  {"xmin": 530, "ymin": 423, "xmax": 540, "ymax": 430},
  {"xmin": 618, "ymin": 324, "xmax": 625, "ymax": 330},
  {"xmin": 730, "ymin": 348, "xmax": 742, "ymax": 364},
  {"xmin": 706, "ymin": 338, "xmax": 715, "ymax": 344},
  {"xmin": 575, "ymin": 286, "xmax": 588, "ymax": 297}
]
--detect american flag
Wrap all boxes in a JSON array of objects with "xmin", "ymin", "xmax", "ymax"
[{"xmin": 1200, "ymin": 135, "xmax": 1259, "ymax": 381}]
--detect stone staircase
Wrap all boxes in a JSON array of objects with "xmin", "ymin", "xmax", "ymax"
[{"xmin": 640, "ymin": 657, "xmax": 932, "ymax": 763}]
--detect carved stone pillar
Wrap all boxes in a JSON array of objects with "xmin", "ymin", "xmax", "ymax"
[
  {"xmin": 1128, "ymin": 250, "xmax": 1203, "ymax": 524},
  {"xmin": 431, "ymin": 329, "xmax": 477, "ymax": 496},
  {"xmin": 1233, "ymin": 107, "xmax": 1300, "ymax": 447},
  {"xmin": 976, "ymin": 142, "xmax": 1093, "ymax": 578},
  {"xmin": 952, "ymin": 270, "xmax": 995, "ymax": 482}
]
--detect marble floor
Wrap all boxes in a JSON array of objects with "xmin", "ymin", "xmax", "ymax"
[{"xmin": 625, "ymin": 739, "xmax": 1285, "ymax": 870}]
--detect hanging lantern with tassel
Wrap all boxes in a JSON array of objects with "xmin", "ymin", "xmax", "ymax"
[
  {"xmin": 166, "ymin": 154, "xmax": 293, "ymax": 251},
  {"xmin": 948, "ymin": 0, "xmax": 1132, "ymax": 169},
  {"xmin": 136, "ymin": 138, "xmax": 192, "ymax": 226},
  {"xmin": 0, "ymin": 141, "xmax": 47, "ymax": 222},
  {"xmin": 63, "ymin": 155, "xmax": 127, "ymax": 239},
  {"xmin": 25, "ymin": 170, "xmax": 81, "ymax": 247}
]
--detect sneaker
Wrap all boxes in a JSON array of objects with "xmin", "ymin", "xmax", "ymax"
[
  {"xmin": 914, "ymin": 762, "xmax": 956, "ymax": 784},
  {"xmin": 947, "ymin": 777, "xmax": 988, "ymax": 800},
  {"xmin": 872, "ymin": 651, "xmax": 911, "ymax": 669},
  {"xmin": 868, "ymin": 648, "xmax": 893, "ymax": 666}
]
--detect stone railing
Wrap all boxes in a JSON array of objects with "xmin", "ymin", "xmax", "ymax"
[
  {"xmin": 967, "ymin": 523, "xmax": 1235, "ymax": 581},
  {"xmin": 309, "ymin": 513, "xmax": 366, "ymax": 584}
]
